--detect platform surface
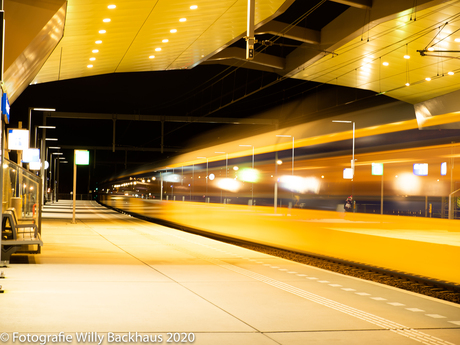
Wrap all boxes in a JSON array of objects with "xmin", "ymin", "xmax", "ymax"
[{"xmin": 0, "ymin": 200, "xmax": 459, "ymax": 345}]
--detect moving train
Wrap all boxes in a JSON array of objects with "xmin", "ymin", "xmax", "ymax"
[
  {"xmin": 98, "ymin": 101, "xmax": 460, "ymax": 284},
  {"xmin": 100, "ymin": 101, "xmax": 460, "ymax": 219}
]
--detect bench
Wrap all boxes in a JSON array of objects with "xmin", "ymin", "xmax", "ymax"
[{"xmin": 1, "ymin": 210, "xmax": 43, "ymax": 264}]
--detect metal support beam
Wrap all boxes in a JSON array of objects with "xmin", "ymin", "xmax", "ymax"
[
  {"xmin": 44, "ymin": 111, "xmax": 279, "ymax": 126},
  {"xmin": 330, "ymin": 0, "xmax": 372, "ymax": 9},
  {"xmin": 246, "ymin": 0, "xmax": 256, "ymax": 60},
  {"xmin": 256, "ymin": 20, "xmax": 320, "ymax": 44},
  {"xmin": 112, "ymin": 119, "xmax": 116, "ymax": 153},
  {"xmin": 208, "ymin": 47, "xmax": 284, "ymax": 70},
  {"xmin": 57, "ymin": 145, "xmax": 182, "ymax": 153},
  {"xmin": 161, "ymin": 120, "xmax": 164, "ymax": 154}
]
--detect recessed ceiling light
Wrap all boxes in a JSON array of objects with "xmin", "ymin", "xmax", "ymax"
[
  {"xmin": 405, "ymin": 82, "xmax": 410, "ymax": 86},
  {"xmin": 95, "ymin": 40, "xmax": 102, "ymax": 44},
  {"xmin": 404, "ymin": 55, "xmax": 410, "ymax": 59},
  {"xmin": 103, "ymin": 18, "xmax": 111, "ymax": 23},
  {"xmin": 155, "ymin": 48, "xmax": 162, "ymax": 52},
  {"xmin": 382, "ymin": 62, "xmax": 389, "ymax": 66},
  {"xmin": 179, "ymin": 18, "xmax": 187, "ymax": 22},
  {"xmin": 162, "ymin": 39, "xmax": 169, "ymax": 43},
  {"xmin": 170, "ymin": 29, "xmax": 177, "ymax": 33},
  {"xmin": 89, "ymin": 57, "xmax": 96, "ymax": 61},
  {"xmin": 149, "ymin": 55, "xmax": 155, "ymax": 59},
  {"xmin": 87, "ymin": 65, "xmax": 93, "ymax": 68},
  {"xmin": 108, "ymin": 4, "xmax": 116, "ymax": 9},
  {"xmin": 99, "ymin": 30, "xmax": 106, "ymax": 34},
  {"xmin": 92, "ymin": 49, "xmax": 99, "ymax": 53},
  {"xmin": 455, "ymin": 38, "xmax": 460, "ymax": 42},
  {"xmin": 448, "ymin": 71, "xmax": 454, "ymax": 75},
  {"xmin": 190, "ymin": 5, "xmax": 198, "ymax": 9},
  {"xmin": 425, "ymin": 77, "xmax": 431, "ymax": 81},
  {"xmin": 428, "ymin": 47, "xmax": 434, "ymax": 51}
]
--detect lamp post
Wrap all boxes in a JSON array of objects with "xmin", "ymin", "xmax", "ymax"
[
  {"xmin": 332, "ymin": 120, "xmax": 355, "ymax": 177},
  {"xmin": 239, "ymin": 145, "xmax": 254, "ymax": 205},
  {"xmin": 197, "ymin": 157, "xmax": 208, "ymax": 202},
  {"xmin": 276, "ymin": 135, "xmax": 295, "ymax": 175},
  {"xmin": 50, "ymin": 152, "xmax": 63, "ymax": 202},
  {"xmin": 28, "ymin": 108, "xmax": 56, "ymax": 146},
  {"xmin": 215, "ymin": 152, "xmax": 228, "ymax": 203}
]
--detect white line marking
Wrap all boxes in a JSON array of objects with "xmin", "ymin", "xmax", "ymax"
[
  {"xmin": 371, "ymin": 297, "xmax": 387, "ymax": 301},
  {"xmin": 318, "ymin": 280, "xmax": 330, "ymax": 283},
  {"xmin": 288, "ymin": 271, "xmax": 297, "ymax": 274},
  {"xmin": 297, "ymin": 274, "xmax": 307, "ymax": 277},
  {"xmin": 329, "ymin": 284, "xmax": 342, "ymax": 287},
  {"xmin": 279, "ymin": 268, "xmax": 288, "ymax": 271},
  {"xmin": 448, "ymin": 321, "xmax": 460, "ymax": 326},
  {"xmin": 342, "ymin": 288, "xmax": 356, "ymax": 291},
  {"xmin": 355, "ymin": 292, "xmax": 371, "ymax": 296},
  {"xmin": 387, "ymin": 303, "xmax": 406, "ymax": 307},
  {"xmin": 307, "ymin": 277, "xmax": 318, "ymax": 280},
  {"xmin": 210, "ymin": 259, "xmax": 456, "ymax": 345},
  {"xmin": 426, "ymin": 314, "xmax": 446, "ymax": 319},
  {"xmin": 139, "ymin": 223, "xmax": 457, "ymax": 345},
  {"xmin": 406, "ymin": 308, "xmax": 425, "ymax": 312}
]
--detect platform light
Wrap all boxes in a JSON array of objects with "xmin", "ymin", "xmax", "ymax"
[
  {"xmin": 170, "ymin": 29, "xmax": 177, "ymax": 33},
  {"xmin": 276, "ymin": 160, "xmax": 283, "ymax": 165},
  {"xmin": 149, "ymin": 55, "xmax": 155, "ymax": 59},
  {"xmin": 90, "ymin": 57, "xmax": 96, "ymax": 61},
  {"xmin": 162, "ymin": 39, "xmax": 169, "ymax": 43},
  {"xmin": 216, "ymin": 178, "xmax": 241, "ymax": 192},
  {"xmin": 238, "ymin": 168, "xmax": 259, "ymax": 183},
  {"xmin": 441, "ymin": 162, "xmax": 447, "ymax": 176},
  {"xmin": 95, "ymin": 40, "xmax": 102, "ymax": 44},
  {"xmin": 343, "ymin": 168, "xmax": 353, "ymax": 179},
  {"xmin": 103, "ymin": 18, "xmax": 111, "ymax": 23},
  {"xmin": 382, "ymin": 62, "xmax": 389, "ymax": 66},
  {"xmin": 155, "ymin": 48, "xmax": 161, "ymax": 51},
  {"xmin": 413, "ymin": 163, "xmax": 428, "ymax": 176},
  {"xmin": 190, "ymin": 5, "xmax": 198, "ymax": 9},
  {"xmin": 279, "ymin": 175, "xmax": 320, "ymax": 194},
  {"xmin": 448, "ymin": 71, "xmax": 454, "ymax": 76},
  {"xmin": 92, "ymin": 49, "xmax": 99, "ymax": 53},
  {"xmin": 99, "ymin": 30, "xmax": 106, "ymax": 34},
  {"xmin": 108, "ymin": 4, "xmax": 116, "ymax": 9},
  {"xmin": 404, "ymin": 55, "xmax": 410, "ymax": 59},
  {"xmin": 425, "ymin": 77, "xmax": 431, "ymax": 81},
  {"xmin": 179, "ymin": 18, "xmax": 187, "ymax": 22},
  {"xmin": 371, "ymin": 163, "xmax": 384, "ymax": 176}
]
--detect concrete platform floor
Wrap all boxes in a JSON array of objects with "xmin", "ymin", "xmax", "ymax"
[{"xmin": 0, "ymin": 200, "xmax": 459, "ymax": 345}]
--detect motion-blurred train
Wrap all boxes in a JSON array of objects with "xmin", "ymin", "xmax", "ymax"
[
  {"xmin": 99, "ymin": 100, "xmax": 460, "ymax": 219},
  {"xmin": 98, "ymin": 100, "xmax": 460, "ymax": 284}
]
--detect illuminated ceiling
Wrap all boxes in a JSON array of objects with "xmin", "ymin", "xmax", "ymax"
[
  {"xmin": 19, "ymin": 0, "xmax": 460, "ymax": 105},
  {"xmin": 289, "ymin": 0, "xmax": 460, "ymax": 104},
  {"xmin": 33, "ymin": 0, "xmax": 290, "ymax": 83}
]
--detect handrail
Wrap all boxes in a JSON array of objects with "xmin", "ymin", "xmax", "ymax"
[{"xmin": 448, "ymin": 188, "xmax": 460, "ymax": 219}]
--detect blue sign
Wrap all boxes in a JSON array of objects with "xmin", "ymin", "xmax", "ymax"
[{"xmin": 1, "ymin": 92, "xmax": 10, "ymax": 124}]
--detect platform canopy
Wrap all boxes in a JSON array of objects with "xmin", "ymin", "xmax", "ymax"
[{"xmin": 4, "ymin": 0, "xmax": 460, "ymax": 105}]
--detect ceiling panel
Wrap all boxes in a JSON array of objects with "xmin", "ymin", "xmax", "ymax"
[
  {"xmin": 291, "ymin": 0, "xmax": 460, "ymax": 104},
  {"xmin": 33, "ymin": 0, "xmax": 288, "ymax": 83}
]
